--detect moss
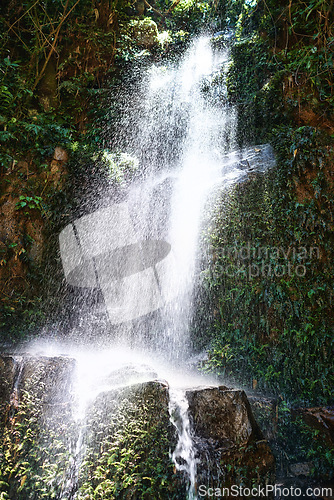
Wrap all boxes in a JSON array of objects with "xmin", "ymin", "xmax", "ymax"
[
  {"xmin": 77, "ymin": 383, "xmax": 185, "ymax": 499},
  {"xmin": 226, "ymin": 37, "xmax": 287, "ymax": 146},
  {"xmin": 202, "ymin": 127, "xmax": 334, "ymax": 404},
  {"xmin": 0, "ymin": 360, "xmax": 77, "ymax": 499}
]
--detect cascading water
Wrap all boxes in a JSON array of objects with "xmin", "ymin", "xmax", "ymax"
[
  {"xmin": 60, "ymin": 35, "xmax": 238, "ymax": 499},
  {"xmin": 157, "ymin": 36, "xmax": 238, "ymax": 359},
  {"xmin": 169, "ymin": 389, "xmax": 199, "ymax": 500},
  {"xmin": 58, "ymin": 35, "xmax": 240, "ymax": 353},
  {"xmin": 25, "ymin": 33, "xmax": 274, "ymax": 499},
  {"xmin": 9, "ymin": 356, "xmax": 24, "ymax": 418}
]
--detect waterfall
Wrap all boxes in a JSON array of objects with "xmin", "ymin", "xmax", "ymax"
[
  {"xmin": 34, "ymin": 33, "xmax": 256, "ymax": 498},
  {"xmin": 59, "ymin": 34, "xmax": 241, "ymax": 361},
  {"xmin": 156, "ymin": 36, "xmax": 237, "ymax": 358},
  {"xmin": 9, "ymin": 356, "xmax": 24, "ymax": 419},
  {"xmin": 125, "ymin": 36, "xmax": 239, "ymax": 357},
  {"xmin": 0, "ymin": 30, "xmax": 279, "ymax": 500}
]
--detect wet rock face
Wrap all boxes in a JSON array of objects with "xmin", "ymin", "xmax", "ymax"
[
  {"xmin": 0, "ymin": 354, "xmax": 77, "ymax": 500},
  {"xmin": 186, "ymin": 386, "xmax": 275, "ymax": 491},
  {"xmin": 0, "ymin": 355, "xmax": 15, "ymax": 424},
  {"xmin": 78, "ymin": 380, "xmax": 185, "ymax": 499},
  {"xmin": 0, "ymin": 356, "xmax": 275, "ymax": 499},
  {"xmin": 21, "ymin": 355, "xmax": 75, "ymax": 404}
]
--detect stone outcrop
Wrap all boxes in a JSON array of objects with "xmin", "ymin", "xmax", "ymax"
[{"xmin": 186, "ymin": 386, "xmax": 275, "ymax": 491}]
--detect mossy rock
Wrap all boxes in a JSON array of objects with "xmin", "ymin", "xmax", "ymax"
[
  {"xmin": 77, "ymin": 380, "xmax": 185, "ymax": 499},
  {"xmin": 131, "ymin": 18, "xmax": 159, "ymax": 48}
]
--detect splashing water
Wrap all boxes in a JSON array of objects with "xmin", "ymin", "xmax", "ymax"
[
  {"xmin": 157, "ymin": 36, "xmax": 238, "ymax": 357},
  {"xmin": 31, "ymin": 34, "xmax": 268, "ymax": 498},
  {"xmin": 58, "ymin": 35, "xmax": 241, "ymax": 356},
  {"xmin": 169, "ymin": 389, "xmax": 199, "ymax": 499}
]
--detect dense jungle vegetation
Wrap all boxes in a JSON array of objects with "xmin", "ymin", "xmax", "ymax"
[
  {"xmin": 0, "ymin": 0, "xmax": 333, "ymax": 483},
  {"xmin": 202, "ymin": 0, "xmax": 334, "ymax": 405},
  {"xmin": 0, "ymin": 0, "xmax": 223, "ymax": 335},
  {"xmin": 199, "ymin": 0, "xmax": 334, "ymax": 479}
]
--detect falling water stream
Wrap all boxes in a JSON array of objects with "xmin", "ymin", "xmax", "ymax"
[
  {"xmin": 169, "ymin": 389, "xmax": 199, "ymax": 499},
  {"xmin": 26, "ymin": 33, "xmax": 272, "ymax": 499}
]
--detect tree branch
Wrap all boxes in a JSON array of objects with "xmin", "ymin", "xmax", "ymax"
[{"xmin": 31, "ymin": 0, "xmax": 82, "ymax": 91}]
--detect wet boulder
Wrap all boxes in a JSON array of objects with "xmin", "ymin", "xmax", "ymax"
[
  {"xmin": 77, "ymin": 380, "xmax": 185, "ymax": 499},
  {"xmin": 186, "ymin": 386, "xmax": 275, "ymax": 491}
]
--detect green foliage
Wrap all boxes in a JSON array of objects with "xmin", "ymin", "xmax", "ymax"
[
  {"xmin": 226, "ymin": 37, "xmax": 286, "ymax": 145},
  {"xmin": 270, "ymin": 402, "xmax": 334, "ymax": 479},
  {"xmin": 77, "ymin": 385, "xmax": 184, "ymax": 499},
  {"xmin": 154, "ymin": 0, "xmax": 226, "ymax": 33},
  {"xmin": 298, "ymin": 421, "xmax": 334, "ymax": 479},
  {"xmin": 203, "ymin": 129, "xmax": 334, "ymax": 404},
  {"xmin": 0, "ymin": 0, "xmax": 128, "ymax": 336},
  {"xmin": 231, "ymin": 0, "xmax": 333, "ymax": 129},
  {"xmin": 15, "ymin": 195, "xmax": 42, "ymax": 211},
  {"xmin": 0, "ymin": 54, "xmax": 73, "ymax": 170},
  {"xmin": 99, "ymin": 151, "xmax": 139, "ymax": 184},
  {"xmin": 202, "ymin": 122, "xmax": 334, "ymax": 476},
  {"xmin": 224, "ymin": 0, "xmax": 333, "ymax": 147},
  {"xmin": 0, "ymin": 388, "xmax": 75, "ymax": 499},
  {"xmin": 200, "ymin": 0, "xmax": 333, "ymax": 415},
  {"xmin": 0, "ymin": 379, "xmax": 185, "ymax": 499}
]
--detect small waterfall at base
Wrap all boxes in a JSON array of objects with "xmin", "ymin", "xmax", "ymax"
[
  {"xmin": 9, "ymin": 356, "xmax": 24, "ymax": 418},
  {"xmin": 169, "ymin": 389, "xmax": 198, "ymax": 500}
]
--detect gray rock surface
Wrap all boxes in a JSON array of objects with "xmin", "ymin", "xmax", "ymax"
[{"xmin": 186, "ymin": 386, "xmax": 275, "ymax": 491}]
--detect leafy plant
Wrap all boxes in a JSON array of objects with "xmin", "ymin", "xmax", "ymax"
[{"xmin": 15, "ymin": 195, "xmax": 42, "ymax": 211}]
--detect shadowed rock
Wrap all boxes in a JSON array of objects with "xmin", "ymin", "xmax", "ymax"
[
  {"xmin": 0, "ymin": 355, "xmax": 15, "ymax": 425},
  {"xmin": 186, "ymin": 386, "xmax": 275, "ymax": 492}
]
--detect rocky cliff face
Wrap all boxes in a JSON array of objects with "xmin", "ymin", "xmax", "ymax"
[
  {"xmin": 0, "ymin": 354, "xmax": 275, "ymax": 499},
  {"xmin": 0, "ymin": 147, "xmax": 69, "ymax": 337}
]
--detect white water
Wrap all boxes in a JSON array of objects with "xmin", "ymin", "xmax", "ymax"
[
  {"xmin": 57, "ymin": 35, "xmax": 242, "ymax": 356},
  {"xmin": 157, "ymin": 37, "xmax": 239, "ymax": 357},
  {"xmin": 169, "ymin": 389, "xmax": 199, "ymax": 499},
  {"xmin": 30, "ymin": 34, "xmax": 248, "ymax": 499}
]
